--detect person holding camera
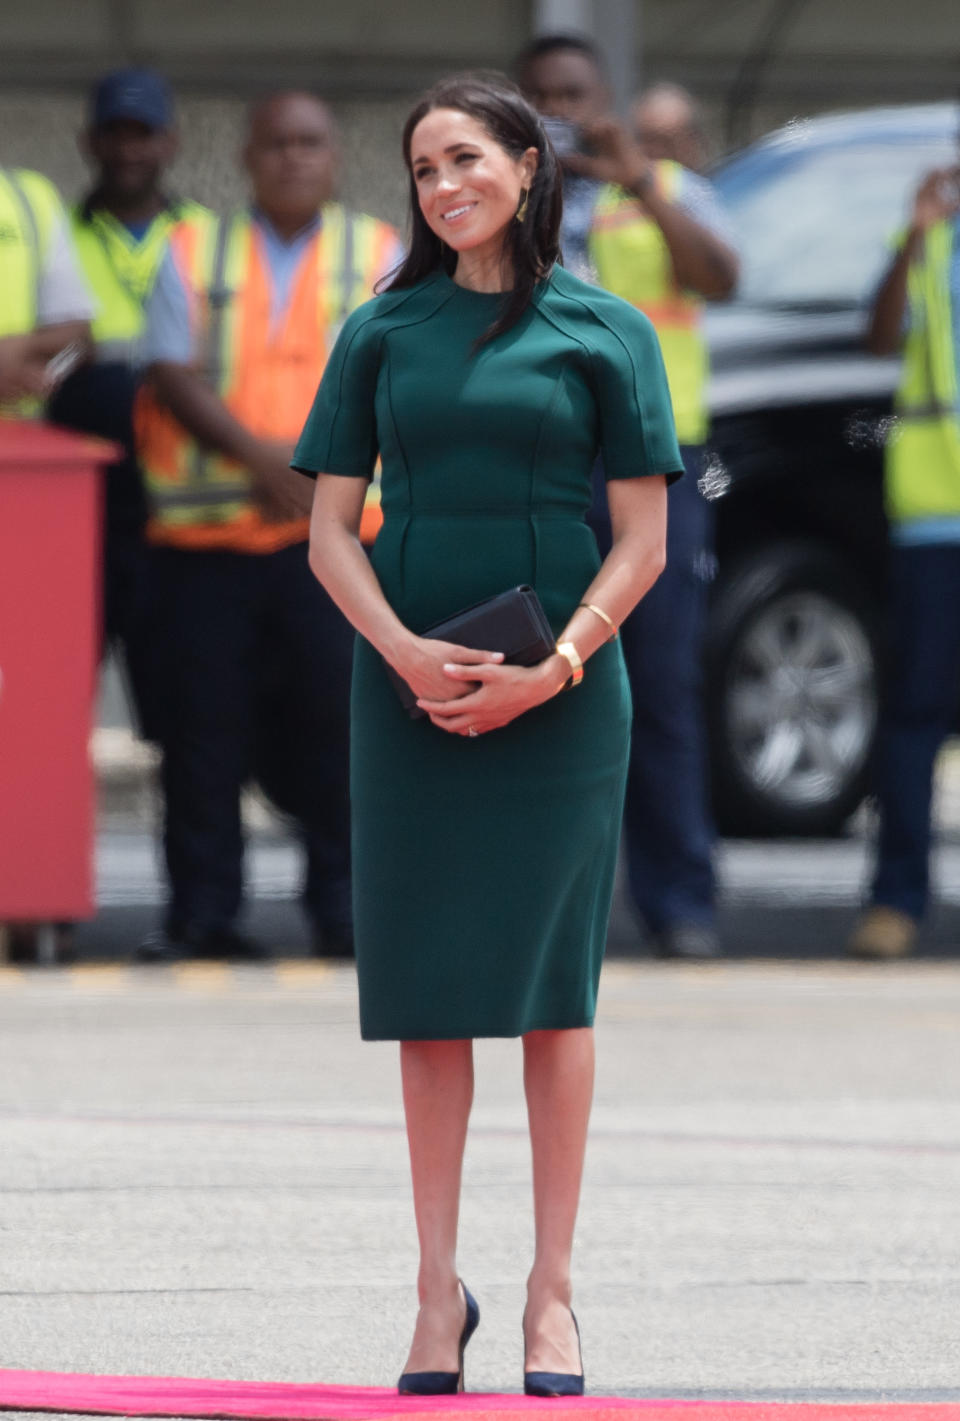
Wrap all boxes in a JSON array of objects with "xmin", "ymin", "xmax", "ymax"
[
  {"xmin": 516, "ymin": 34, "xmax": 738, "ymax": 961},
  {"xmin": 848, "ymin": 164, "xmax": 960, "ymax": 959},
  {"xmin": 295, "ymin": 72, "xmax": 681, "ymax": 1394}
]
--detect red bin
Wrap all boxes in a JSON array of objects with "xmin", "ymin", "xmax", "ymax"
[{"xmin": 0, "ymin": 421, "xmax": 112, "ymax": 937}]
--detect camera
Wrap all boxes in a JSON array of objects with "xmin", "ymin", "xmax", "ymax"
[{"xmin": 542, "ymin": 116, "xmax": 584, "ymax": 158}]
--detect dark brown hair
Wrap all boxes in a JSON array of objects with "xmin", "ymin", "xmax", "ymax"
[
  {"xmin": 513, "ymin": 31, "xmax": 607, "ymax": 79},
  {"xmin": 384, "ymin": 72, "xmax": 563, "ymax": 346}
]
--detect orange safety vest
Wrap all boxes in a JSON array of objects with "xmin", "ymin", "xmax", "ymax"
[{"xmin": 135, "ymin": 204, "xmax": 398, "ymax": 553}]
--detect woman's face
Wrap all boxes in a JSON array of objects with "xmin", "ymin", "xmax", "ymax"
[{"xmin": 410, "ymin": 107, "xmax": 538, "ymax": 258}]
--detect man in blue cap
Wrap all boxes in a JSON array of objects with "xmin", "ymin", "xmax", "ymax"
[{"xmin": 48, "ymin": 69, "xmax": 209, "ymax": 743}]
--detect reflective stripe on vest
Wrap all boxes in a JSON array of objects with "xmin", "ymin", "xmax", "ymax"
[
  {"xmin": 0, "ymin": 170, "xmax": 40, "ymax": 337},
  {"xmin": 70, "ymin": 201, "xmax": 207, "ymax": 359},
  {"xmin": 885, "ymin": 220, "xmax": 960, "ymax": 525},
  {"xmin": 0, "ymin": 168, "xmax": 61, "ymax": 417},
  {"xmin": 588, "ymin": 160, "xmax": 708, "ymax": 445},
  {"xmin": 135, "ymin": 203, "xmax": 397, "ymax": 547}
]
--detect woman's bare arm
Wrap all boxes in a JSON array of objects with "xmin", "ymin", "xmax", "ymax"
[
  {"xmin": 422, "ymin": 474, "xmax": 668, "ymax": 734},
  {"xmin": 553, "ymin": 472, "xmax": 669, "ymax": 668},
  {"xmin": 307, "ymin": 473, "xmax": 504, "ymax": 704}
]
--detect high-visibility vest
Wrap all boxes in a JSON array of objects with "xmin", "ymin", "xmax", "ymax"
[
  {"xmin": 134, "ymin": 202, "xmax": 399, "ymax": 554},
  {"xmin": 70, "ymin": 198, "xmax": 209, "ymax": 362},
  {"xmin": 0, "ymin": 168, "xmax": 64, "ymax": 417},
  {"xmin": 885, "ymin": 219, "xmax": 960, "ymax": 526},
  {"xmin": 588, "ymin": 159, "xmax": 708, "ymax": 446}
]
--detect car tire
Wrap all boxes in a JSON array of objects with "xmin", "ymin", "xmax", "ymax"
[{"xmin": 706, "ymin": 541, "xmax": 880, "ymax": 837}]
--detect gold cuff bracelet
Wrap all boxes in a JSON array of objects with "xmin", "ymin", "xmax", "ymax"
[{"xmin": 579, "ymin": 602, "xmax": 619, "ymax": 640}]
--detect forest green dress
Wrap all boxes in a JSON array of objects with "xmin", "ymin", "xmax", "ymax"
[{"xmin": 293, "ymin": 265, "xmax": 682, "ymax": 1040}]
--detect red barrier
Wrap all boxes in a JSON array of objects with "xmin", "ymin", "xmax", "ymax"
[{"xmin": 0, "ymin": 421, "xmax": 113, "ymax": 924}]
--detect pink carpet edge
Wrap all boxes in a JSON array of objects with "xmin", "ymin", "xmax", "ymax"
[{"xmin": 1, "ymin": 1370, "xmax": 958, "ymax": 1421}]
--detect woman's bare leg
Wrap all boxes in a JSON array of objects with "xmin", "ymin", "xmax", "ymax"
[
  {"xmin": 399, "ymin": 1038, "xmax": 475, "ymax": 1373},
  {"xmin": 522, "ymin": 1026, "xmax": 595, "ymax": 1373}
]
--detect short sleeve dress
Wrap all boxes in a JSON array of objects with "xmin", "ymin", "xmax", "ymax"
[{"xmin": 293, "ymin": 265, "xmax": 682, "ymax": 1040}]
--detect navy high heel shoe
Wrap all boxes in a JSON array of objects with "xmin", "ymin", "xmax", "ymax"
[
  {"xmin": 523, "ymin": 1307, "xmax": 585, "ymax": 1397},
  {"xmin": 397, "ymin": 1281, "xmax": 480, "ymax": 1395}
]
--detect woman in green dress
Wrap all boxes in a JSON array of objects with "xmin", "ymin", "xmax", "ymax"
[{"xmin": 293, "ymin": 74, "xmax": 682, "ymax": 1396}]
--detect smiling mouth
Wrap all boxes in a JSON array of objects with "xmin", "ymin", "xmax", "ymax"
[{"xmin": 441, "ymin": 203, "xmax": 476, "ymax": 222}]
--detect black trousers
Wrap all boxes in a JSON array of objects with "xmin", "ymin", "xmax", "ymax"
[
  {"xmin": 589, "ymin": 449, "xmax": 716, "ymax": 934},
  {"xmin": 151, "ymin": 542, "xmax": 354, "ymax": 936},
  {"xmin": 47, "ymin": 362, "xmax": 162, "ymax": 739},
  {"xmin": 871, "ymin": 543, "xmax": 960, "ymax": 921},
  {"xmin": 103, "ymin": 527, "xmax": 164, "ymax": 742}
]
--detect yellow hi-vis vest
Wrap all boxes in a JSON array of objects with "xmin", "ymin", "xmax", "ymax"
[
  {"xmin": 135, "ymin": 202, "xmax": 399, "ymax": 553},
  {"xmin": 0, "ymin": 168, "xmax": 63, "ymax": 417},
  {"xmin": 885, "ymin": 219, "xmax": 960, "ymax": 525},
  {"xmin": 588, "ymin": 159, "xmax": 708, "ymax": 445},
  {"xmin": 70, "ymin": 198, "xmax": 210, "ymax": 362},
  {"xmin": 0, "ymin": 168, "xmax": 61, "ymax": 337}
]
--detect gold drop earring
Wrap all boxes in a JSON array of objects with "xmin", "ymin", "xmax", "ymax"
[{"xmin": 515, "ymin": 188, "xmax": 530, "ymax": 224}]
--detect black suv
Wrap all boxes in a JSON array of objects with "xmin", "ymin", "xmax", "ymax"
[{"xmin": 705, "ymin": 102, "xmax": 959, "ymax": 835}]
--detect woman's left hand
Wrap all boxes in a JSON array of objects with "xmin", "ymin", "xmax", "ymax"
[{"xmin": 417, "ymin": 656, "xmax": 569, "ymax": 736}]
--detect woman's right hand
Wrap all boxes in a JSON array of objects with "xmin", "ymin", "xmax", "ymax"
[{"xmin": 392, "ymin": 637, "xmax": 504, "ymax": 703}]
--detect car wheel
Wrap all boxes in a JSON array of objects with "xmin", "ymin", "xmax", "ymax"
[{"xmin": 706, "ymin": 542, "xmax": 880, "ymax": 836}]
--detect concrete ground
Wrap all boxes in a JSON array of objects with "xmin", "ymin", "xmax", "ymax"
[{"xmin": 1, "ymin": 959, "xmax": 959, "ymax": 1412}]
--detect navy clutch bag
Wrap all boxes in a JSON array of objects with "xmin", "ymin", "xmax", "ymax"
[{"xmin": 384, "ymin": 584, "xmax": 556, "ymax": 719}]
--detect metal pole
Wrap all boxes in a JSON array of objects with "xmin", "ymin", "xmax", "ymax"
[
  {"xmin": 107, "ymin": 0, "xmax": 137, "ymax": 64},
  {"xmin": 594, "ymin": 0, "xmax": 637, "ymax": 113},
  {"xmin": 531, "ymin": 0, "xmax": 638, "ymax": 114},
  {"xmin": 532, "ymin": 0, "xmax": 593, "ymax": 32},
  {"xmin": 636, "ymin": 0, "xmax": 642, "ymax": 99}
]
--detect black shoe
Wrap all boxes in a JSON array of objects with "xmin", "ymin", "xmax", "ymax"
[
  {"xmin": 136, "ymin": 924, "xmax": 270, "ymax": 963},
  {"xmin": 189, "ymin": 925, "xmax": 270, "ymax": 961},
  {"xmin": 135, "ymin": 930, "xmax": 187, "ymax": 964},
  {"xmin": 311, "ymin": 922, "xmax": 355, "ymax": 959},
  {"xmin": 398, "ymin": 1281, "xmax": 480, "ymax": 1395},
  {"xmin": 524, "ymin": 1308, "xmax": 585, "ymax": 1397},
  {"xmin": 651, "ymin": 923, "xmax": 721, "ymax": 960}
]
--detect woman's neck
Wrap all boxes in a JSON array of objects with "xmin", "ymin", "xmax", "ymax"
[{"xmin": 453, "ymin": 239, "xmax": 513, "ymax": 293}]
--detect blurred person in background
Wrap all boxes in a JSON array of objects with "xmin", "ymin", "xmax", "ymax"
[
  {"xmin": 517, "ymin": 35, "xmax": 738, "ymax": 960},
  {"xmin": 848, "ymin": 160, "xmax": 960, "ymax": 960},
  {"xmin": 631, "ymin": 82, "xmax": 711, "ymax": 175},
  {"xmin": 133, "ymin": 91, "xmax": 403, "ymax": 962},
  {"xmin": 0, "ymin": 165, "xmax": 91, "ymax": 411},
  {"xmin": 48, "ymin": 69, "xmax": 209, "ymax": 742}
]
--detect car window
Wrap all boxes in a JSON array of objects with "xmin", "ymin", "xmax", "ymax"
[{"xmin": 714, "ymin": 136, "xmax": 956, "ymax": 308}]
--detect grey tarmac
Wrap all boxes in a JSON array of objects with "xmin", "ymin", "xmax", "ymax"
[{"xmin": 1, "ymin": 959, "xmax": 959, "ymax": 1410}]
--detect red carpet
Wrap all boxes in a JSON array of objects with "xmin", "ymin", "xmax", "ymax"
[{"xmin": 0, "ymin": 1370, "xmax": 957, "ymax": 1421}]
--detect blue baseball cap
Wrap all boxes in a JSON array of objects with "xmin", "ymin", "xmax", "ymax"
[{"xmin": 90, "ymin": 69, "xmax": 173, "ymax": 130}]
